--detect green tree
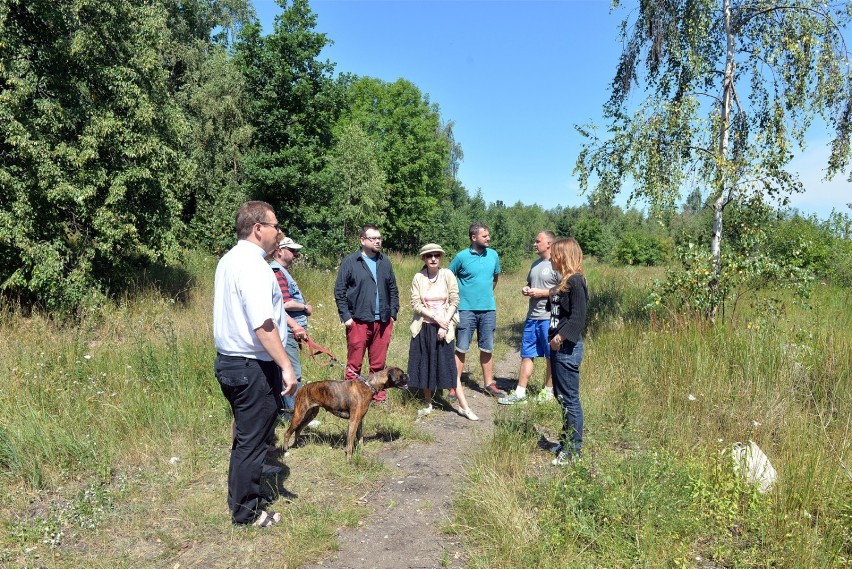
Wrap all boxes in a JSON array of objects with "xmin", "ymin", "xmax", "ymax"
[
  {"xmin": 342, "ymin": 77, "xmax": 454, "ymax": 251},
  {"xmin": 235, "ymin": 0, "xmax": 341, "ymax": 234},
  {"xmin": 181, "ymin": 46, "xmax": 253, "ymax": 254},
  {"xmin": 160, "ymin": 0, "xmax": 255, "ymax": 254},
  {"xmin": 573, "ymin": 215, "xmax": 606, "ymax": 258},
  {"xmin": 0, "ymin": 0, "xmax": 193, "ymax": 310},
  {"xmin": 575, "ymin": 0, "xmax": 852, "ymax": 312},
  {"xmin": 309, "ymin": 121, "xmax": 387, "ymax": 260}
]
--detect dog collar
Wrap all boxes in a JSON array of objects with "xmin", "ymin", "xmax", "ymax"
[
  {"xmin": 347, "ymin": 365, "xmax": 379, "ymax": 394},
  {"xmin": 358, "ymin": 375, "xmax": 379, "ymax": 395}
]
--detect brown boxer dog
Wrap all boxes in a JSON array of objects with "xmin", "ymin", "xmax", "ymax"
[{"xmin": 281, "ymin": 367, "xmax": 409, "ymax": 459}]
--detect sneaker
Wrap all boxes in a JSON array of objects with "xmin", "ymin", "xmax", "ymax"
[
  {"xmin": 447, "ymin": 388, "xmax": 457, "ymax": 401},
  {"xmin": 306, "ymin": 420, "xmax": 321, "ymax": 429},
  {"xmin": 551, "ymin": 451, "xmax": 576, "ymax": 466},
  {"xmin": 497, "ymin": 392, "xmax": 527, "ymax": 405},
  {"xmin": 535, "ymin": 389, "xmax": 555, "ymax": 403},
  {"xmin": 549, "ymin": 442, "xmax": 563, "ymax": 455},
  {"xmin": 458, "ymin": 407, "xmax": 479, "ymax": 421},
  {"xmin": 484, "ymin": 383, "xmax": 507, "ymax": 398},
  {"xmin": 417, "ymin": 405, "xmax": 433, "ymax": 418}
]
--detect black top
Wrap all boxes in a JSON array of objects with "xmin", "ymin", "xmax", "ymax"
[
  {"xmin": 334, "ymin": 251, "xmax": 400, "ymax": 323},
  {"xmin": 548, "ymin": 273, "xmax": 588, "ymax": 344}
]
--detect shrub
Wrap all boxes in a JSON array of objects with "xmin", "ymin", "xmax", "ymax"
[{"xmin": 611, "ymin": 231, "xmax": 670, "ymax": 266}]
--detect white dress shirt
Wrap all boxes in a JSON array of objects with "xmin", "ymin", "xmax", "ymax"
[{"xmin": 214, "ymin": 240, "xmax": 287, "ymax": 360}]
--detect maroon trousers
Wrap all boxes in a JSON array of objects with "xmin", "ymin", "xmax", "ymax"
[{"xmin": 344, "ymin": 319, "xmax": 394, "ymax": 401}]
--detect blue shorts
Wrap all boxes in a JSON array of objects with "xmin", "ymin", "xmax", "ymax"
[
  {"xmin": 520, "ymin": 318, "xmax": 550, "ymax": 359},
  {"xmin": 455, "ymin": 310, "xmax": 496, "ymax": 354}
]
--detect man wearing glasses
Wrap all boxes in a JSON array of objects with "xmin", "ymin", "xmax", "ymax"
[
  {"xmin": 213, "ymin": 201, "xmax": 297, "ymax": 527},
  {"xmin": 334, "ymin": 224, "xmax": 400, "ymax": 401}
]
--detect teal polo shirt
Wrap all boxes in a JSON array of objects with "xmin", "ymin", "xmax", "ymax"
[{"xmin": 449, "ymin": 247, "xmax": 501, "ymax": 311}]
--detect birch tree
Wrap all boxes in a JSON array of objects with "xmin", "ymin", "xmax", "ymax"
[{"xmin": 575, "ymin": 0, "xmax": 852, "ymax": 308}]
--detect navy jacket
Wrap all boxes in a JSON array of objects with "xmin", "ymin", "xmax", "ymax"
[{"xmin": 334, "ymin": 251, "xmax": 400, "ymax": 323}]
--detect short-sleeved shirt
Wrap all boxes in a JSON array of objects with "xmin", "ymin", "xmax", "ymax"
[
  {"xmin": 214, "ymin": 240, "xmax": 287, "ymax": 360},
  {"xmin": 527, "ymin": 258, "xmax": 561, "ymax": 320},
  {"xmin": 270, "ymin": 260, "xmax": 308, "ymax": 328},
  {"xmin": 449, "ymin": 247, "xmax": 501, "ymax": 311}
]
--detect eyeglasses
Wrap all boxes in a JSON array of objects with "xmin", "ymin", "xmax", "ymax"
[
  {"xmin": 424, "ymin": 253, "xmax": 442, "ymax": 259},
  {"xmin": 363, "ymin": 236, "xmax": 382, "ymax": 241},
  {"xmin": 258, "ymin": 222, "xmax": 281, "ymax": 231}
]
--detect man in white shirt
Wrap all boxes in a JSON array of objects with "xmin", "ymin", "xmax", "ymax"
[{"xmin": 213, "ymin": 201, "xmax": 297, "ymax": 527}]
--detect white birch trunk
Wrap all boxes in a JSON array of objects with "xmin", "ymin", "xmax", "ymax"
[{"xmin": 713, "ymin": 0, "xmax": 736, "ymax": 279}]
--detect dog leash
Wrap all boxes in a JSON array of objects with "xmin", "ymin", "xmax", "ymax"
[
  {"xmin": 296, "ymin": 334, "xmax": 380, "ymax": 394},
  {"xmin": 297, "ymin": 334, "xmax": 340, "ymax": 368}
]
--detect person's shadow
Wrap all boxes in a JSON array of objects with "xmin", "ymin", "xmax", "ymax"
[
  {"xmin": 261, "ymin": 452, "xmax": 298, "ymax": 503},
  {"xmin": 460, "ymin": 371, "xmax": 516, "ymax": 395}
]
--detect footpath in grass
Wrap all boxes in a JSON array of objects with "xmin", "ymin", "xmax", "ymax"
[{"xmin": 301, "ymin": 354, "xmax": 520, "ymax": 569}]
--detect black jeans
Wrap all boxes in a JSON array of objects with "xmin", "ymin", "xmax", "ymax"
[{"xmin": 215, "ymin": 354, "xmax": 279, "ymax": 524}]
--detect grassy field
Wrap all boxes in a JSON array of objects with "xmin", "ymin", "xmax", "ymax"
[{"xmin": 0, "ymin": 249, "xmax": 849, "ymax": 567}]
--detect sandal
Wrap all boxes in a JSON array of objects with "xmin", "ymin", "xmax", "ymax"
[{"xmin": 252, "ymin": 510, "xmax": 282, "ymax": 528}]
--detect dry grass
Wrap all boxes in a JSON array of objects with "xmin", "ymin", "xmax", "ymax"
[{"xmin": 2, "ymin": 251, "xmax": 849, "ymax": 567}]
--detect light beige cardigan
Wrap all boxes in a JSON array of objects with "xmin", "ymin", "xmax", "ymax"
[{"xmin": 409, "ymin": 268, "xmax": 460, "ymax": 342}]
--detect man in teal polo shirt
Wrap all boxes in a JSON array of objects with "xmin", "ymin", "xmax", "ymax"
[{"xmin": 449, "ymin": 221, "xmax": 507, "ymax": 398}]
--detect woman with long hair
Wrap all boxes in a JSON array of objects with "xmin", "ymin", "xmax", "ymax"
[
  {"xmin": 408, "ymin": 243, "xmax": 478, "ymax": 421},
  {"xmin": 547, "ymin": 238, "xmax": 589, "ymax": 465}
]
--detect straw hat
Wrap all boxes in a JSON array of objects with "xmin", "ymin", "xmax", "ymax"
[{"xmin": 418, "ymin": 243, "xmax": 445, "ymax": 257}]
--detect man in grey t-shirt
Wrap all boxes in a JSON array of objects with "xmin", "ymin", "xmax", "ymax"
[{"xmin": 499, "ymin": 231, "xmax": 561, "ymax": 405}]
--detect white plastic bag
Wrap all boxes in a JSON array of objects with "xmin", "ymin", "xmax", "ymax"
[{"xmin": 731, "ymin": 441, "xmax": 777, "ymax": 493}]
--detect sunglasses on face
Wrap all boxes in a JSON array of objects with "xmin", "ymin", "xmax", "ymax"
[{"xmin": 424, "ymin": 253, "xmax": 442, "ymax": 259}]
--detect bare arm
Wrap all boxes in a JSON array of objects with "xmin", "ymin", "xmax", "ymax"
[
  {"xmin": 285, "ymin": 314, "xmax": 306, "ymax": 340},
  {"xmin": 522, "ymin": 286, "xmax": 550, "ymax": 298},
  {"xmin": 284, "ymin": 299, "xmax": 312, "ymax": 316}
]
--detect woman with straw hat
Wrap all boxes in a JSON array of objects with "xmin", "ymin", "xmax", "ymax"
[{"xmin": 408, "ymin": 243, "xmax": 478, "ymax": 420}]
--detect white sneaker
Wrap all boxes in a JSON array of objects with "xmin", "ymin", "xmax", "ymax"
[
  {"xmin": 551, "ymin": 450, "xmax": 577, "ymax": 466},
  {"xmin": 459, "ymin": 407, "xmax": 479, "ymax": 421},
  {"xmin": 306, "ymin": 420, "xmax": 321, "ymax": 429},
  {"xmin": 497, "ymin": 392, "xmax": 527, "ymax": 405},
  {"xmin": 535, "ymin": 389, "xmax": 555, "ymax": 403},
  {"xmin": 417, "ymin": 405, "xmax": 433, "ymax": 418}
]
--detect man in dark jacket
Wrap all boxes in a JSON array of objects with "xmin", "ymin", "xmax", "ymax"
[{"xmin": 334, "ymin": 224, "xmax": 400, "ymax": 401}]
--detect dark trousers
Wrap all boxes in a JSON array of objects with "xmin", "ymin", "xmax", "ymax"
[{"xmin": 215, "ymin": 354, "xmax": 279, "ymax": 524}]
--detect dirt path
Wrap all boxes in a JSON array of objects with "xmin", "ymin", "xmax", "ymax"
[{"xmin": 305, "ymin": 352, "xmax": 520, "ymax": 569}]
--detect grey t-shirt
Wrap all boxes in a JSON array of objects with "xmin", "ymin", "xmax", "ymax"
[{"xmin": 527, "ymin": 258, "xmax": 561, "ymax": 320}]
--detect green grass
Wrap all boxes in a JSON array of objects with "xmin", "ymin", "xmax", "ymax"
[
  {"xmin": 450, "ymin": 262, "xmax": 851, "ymax": 567},
  {"xmin": 1, "ymin": 251, "xmax": 849, "ymax": 567}
]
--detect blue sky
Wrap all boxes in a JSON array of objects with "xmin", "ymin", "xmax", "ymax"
[{"xmin": 254, "ymin": 0, "xmax": 849, "ymax": 219}]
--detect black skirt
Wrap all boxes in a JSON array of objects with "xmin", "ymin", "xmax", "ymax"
[{"xmin": 407, "ymin": 323, "xmax": 457, "ymax": 391}]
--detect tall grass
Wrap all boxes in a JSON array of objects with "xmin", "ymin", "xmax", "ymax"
[
  {"xmin": 0, "ymin": 249, "xmax": 422, "ymax": 567},
  {"xmin": 1, "ymin": 250, "xmax": 849, "ymax": 567},
  {"xmin": 452, "ymin": 262, "xmax": 851, "ymax": 567}
]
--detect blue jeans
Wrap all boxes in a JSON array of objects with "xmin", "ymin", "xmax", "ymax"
[
  {"xmin": 455, "ymin": 310, "xmax": 496, "ymax": 354},
  {"xmin": 279, "ymin": 334, "xmax": 303, "ymax": 420},
  {"xmin": 550, "ymin": 337, "xmax": 584, "ymax": 455}
]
